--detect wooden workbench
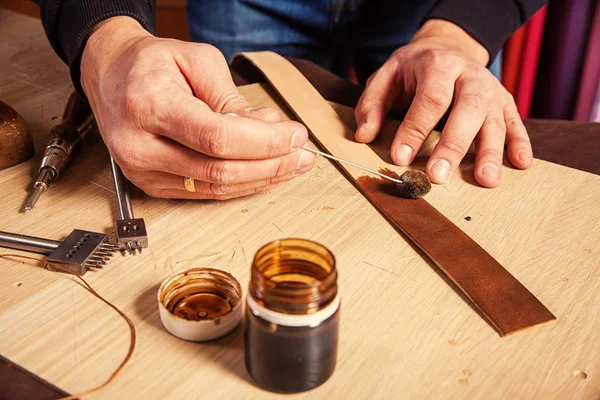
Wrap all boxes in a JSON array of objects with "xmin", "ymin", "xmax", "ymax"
[{"xmin": 1, "ymin": 9, "xmax": 599, "ymax": 399}]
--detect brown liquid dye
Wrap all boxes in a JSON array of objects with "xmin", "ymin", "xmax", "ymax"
[
  {"xmin": 245, "ymin": 239, "xmax": 339, "ymax": 393},
  {"xmin": 169, "ymin": 291, "xmax": 233, "ymax": 321},
  {"xmin": 161, "ymin": 269, "xmax": 240, "ymax": 321}
]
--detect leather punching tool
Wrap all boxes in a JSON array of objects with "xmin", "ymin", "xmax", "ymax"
[
  {"xmin": 22, "ymin": 92, "xmax": 95, "ymax": 212},
  {"xmin": 109, "ymin": 156, "xmax": 148, "ymax": 255},
  {"xmin": 0, "ymin": 229, "xmax": 119, "ymax": 275}
]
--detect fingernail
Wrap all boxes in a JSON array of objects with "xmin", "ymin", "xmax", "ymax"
[
  {"xmin": 518, "ymin": 150, "xmax": 532, "ymax": 165},
  {"xmin": 355, "ymin": 118, "xmax": 368, "ymax": 137},
  {"xmin": 291, "ymin": 128, "xmax": 308, "ymax": 150},
  {"xmin": 481, "ymin": 162, "xmax": 499, "ymax": 180},
  {"xmin": 297, "ymin": 150, "xmax": 316, "ymax": 169},
  {"xmin": 430, "ymin": 159, "xmax": 451, "ymax": 182},
  {"xmin": 395, "ymin": 144, "xmax": 413, "ymax": 166}
]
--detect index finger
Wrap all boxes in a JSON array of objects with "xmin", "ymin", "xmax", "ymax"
[
  {"xmin": 390, "ymin": 75, "xmax": 457, "ymax": 165},
  {"xmin": 154, "ymin": 91, "xmax": 308, "ymax": 160}
]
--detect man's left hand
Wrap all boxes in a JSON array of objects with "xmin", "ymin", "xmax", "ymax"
[{"xmin": 354, "ymin": 20, "xmax": 533, "ymax": 188}]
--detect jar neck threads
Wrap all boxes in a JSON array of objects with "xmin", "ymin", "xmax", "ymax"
[{"xmin": 249, "ymin": 238, "xmax": 337, "ymax": 315}]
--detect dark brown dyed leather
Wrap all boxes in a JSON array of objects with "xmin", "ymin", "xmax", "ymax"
[
  {"xmin": 0, "ymin": 355, "xmax": 71, "ymax": 400},
  {"xmin": 234, "ymin": 51, "xmax": 556, "ymax": 336},
  {"xmin": 356, "ymin": 175, "xmax": 555, "ymax": 336}
]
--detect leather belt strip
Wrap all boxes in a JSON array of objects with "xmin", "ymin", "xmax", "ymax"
[
  {"xmin": 233, "ymin": 51, "xmax": 555, "ymax": 336},
  {"xmin": 0, "ymin": 354, "xmax": 70, "ymax": 399}
]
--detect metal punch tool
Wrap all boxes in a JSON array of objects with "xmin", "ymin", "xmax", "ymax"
[
  {"xmin": 109, "ymin": 156, "xmax": 148, "ymax": 255},
  {"xmin": 0, "ymin": 229, "xmax": 119, "ymax": 275},
  {"xmin": 23, "ymin": 92, "xmax": 94, "ymax": 213}
]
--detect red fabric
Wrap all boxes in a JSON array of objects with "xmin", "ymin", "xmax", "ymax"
[
  {"xmin": 514, "ymin": 6, "xmax": 547, "ymax": 118},
  {"xmin": 502, "ymin": 24, "xmax": 527, "ymax": 95}
]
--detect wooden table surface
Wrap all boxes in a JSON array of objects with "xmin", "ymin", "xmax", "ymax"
[{"xmin": 1, "ymin": 10, "xmax": 600, "ymax": 400}]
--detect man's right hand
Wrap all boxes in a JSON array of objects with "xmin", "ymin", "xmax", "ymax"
[{"xmin": 81, "ymin": 16, "xmax": 315, "ymax": 199}]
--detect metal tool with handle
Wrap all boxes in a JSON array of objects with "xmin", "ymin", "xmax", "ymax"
[
  {"xmin": 22, "ymin": 92, "xmax": 95, "ymax": 212},
  {"xmin": 109, "ymin": 156, "xmax": 148, "ymax": 255},
  {"xmin": 0, "ymin": 229, "xmax": 119, "ymax": 275}
]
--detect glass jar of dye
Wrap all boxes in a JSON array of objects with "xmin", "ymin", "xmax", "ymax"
[{"xmin": 245, "ymin": 238, "xmax": 340, "ymax": 393}]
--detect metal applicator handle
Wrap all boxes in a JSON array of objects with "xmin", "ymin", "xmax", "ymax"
[
  {"xmin": 300, "ymin": 146, "xmax": 403, "ymax": 184},
  {"xmin": 110, "ymin": 156, "xmax": 134, "ymax": 221},
  {"xmin": 219, "ymin": 111, "xmax": 403, "ymax": 184}
]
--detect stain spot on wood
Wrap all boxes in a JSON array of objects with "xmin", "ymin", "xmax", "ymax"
[
  {"xmin": 574, "ymin": 370, "xmax": 587, "ymax": 379},
  {"xmin": 462, "ymin": 369, "xmax": 472, "ymax": 377},
  {"xmin": 458, "ymin": 378, "xmax": 468, "ymax": 385},
  {"xmin": 13, "ymin": 281, "xmax": 22, "ymax": 287},
  {"xmin": 241, "ymin": 209, "xmax": 248, "ymax": 214},
  {"xmin": 320, "ymin": 205, "xmax": 335, "ymax": 211},
  {"xmin": 268, "ymin": 201, "xmax": 275, "ymax": 206},
  {"xmin": 560, "ymin": 277, "xmax": 569, "ymax": 282},
  {"xmin": 447, "ymin": 339, "xmax": 457, "ymax": 345}
]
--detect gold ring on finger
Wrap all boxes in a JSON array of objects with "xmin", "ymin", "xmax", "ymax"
[{"xmin": 183, "ymin": 176, "xmax": 196, "ymax": 192}]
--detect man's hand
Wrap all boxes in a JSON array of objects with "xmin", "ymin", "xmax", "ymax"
[
  {"xmin": 81, "ymin": 17, "xmax": 315, "ymax": 199},
  {"xmin": 354, "ymin": 20, "xmax": 532, "ymax": 188}
]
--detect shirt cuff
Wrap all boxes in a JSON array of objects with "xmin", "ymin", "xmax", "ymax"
[
  {"xmin": 423, "ymin": 0, "xmax": 522, "ymax": 65},
  {"xmin": 56, "ymin": 0, "xmax": 156, "ymax": 99}
]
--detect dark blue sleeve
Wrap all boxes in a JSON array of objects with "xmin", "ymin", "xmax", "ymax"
[
  {"xmin": 424, "ymin": 0, "xmax": 547, "ymax": 64},
  {"xmin": 33, "ymin": 0, "xmax": 156, "ymax": 97}
]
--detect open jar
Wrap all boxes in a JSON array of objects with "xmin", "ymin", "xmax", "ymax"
[{"xmin": 245, "ymin": 238, "xmax": 340, "ymax": 393}]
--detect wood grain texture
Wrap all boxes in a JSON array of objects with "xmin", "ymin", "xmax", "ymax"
[{"xmin": 0, "ymin": 10, "xmax": 599, "ymax": 400}]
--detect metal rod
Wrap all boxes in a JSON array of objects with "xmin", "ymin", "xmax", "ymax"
[
  {"xmin": 23, "ymin": 169, "xmax": 54, "ymax": 213},
  {"xmin": 301, "ymin": 146, "xmax": 403, "ymax": 184},
  {"xmin": 219, "ymin": 111, "xmax": 404, "ymax": 184},
  {"xmin": 109, "ymin": 156, "xmax": 134, "ymax": 220},
  {"xmin": 0, "ymin": 231, "xmax": 60, "ymax": 254},
  {"xmin": 78, "ymin": 114, "xmax": 96, "ymax": 135},
  {"xmin": 22, "ymin": 185, "xmax": 44, "ymax": 213}
]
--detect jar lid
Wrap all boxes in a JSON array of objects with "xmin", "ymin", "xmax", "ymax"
[{"xmin": 157, "ymin": 267, "xmax": 243, "ymax": 341}]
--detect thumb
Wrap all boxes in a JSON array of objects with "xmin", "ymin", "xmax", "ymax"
[{"xmin": 173, "ymin": 43, "xmax": 280, "ymax": 122}]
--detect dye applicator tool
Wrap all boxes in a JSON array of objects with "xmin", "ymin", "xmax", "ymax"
[
  {"xmin": 219, "ymin": 112, "xmax": 432, "ymax": 199},
  {"xmin": 301, "ymin": 146, "xmax": 432, "ymax": 199}
]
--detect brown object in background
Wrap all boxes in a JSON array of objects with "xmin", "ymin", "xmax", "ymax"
[
  {"xmin": 0, "ymin": 0, "xmax": 190, "ymax": 40},
  {"xmin": 156, "ymin": 0, "xmax": 190, "ymax": 40},
  {"xmin": 0, "ymin": 101, "xmax": 34, "ymax": 171},
  {"xmin": 0, "ymin": 0, "xmax": 40, "ymax": 18}
]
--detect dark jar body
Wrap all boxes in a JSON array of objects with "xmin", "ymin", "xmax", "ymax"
[
  {"xmin": 244, "ymin": 238, "xmax": 339, "ymax": 393},
  {"xmin": 244, "ymin": 302, "xmax": 340, "ymax": 393}
]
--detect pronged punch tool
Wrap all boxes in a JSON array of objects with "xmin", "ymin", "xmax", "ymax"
[
  {"xmin": 0, "ymin": 229, "xmax": 119, "ymax": 275},
  {"xmin": 109, "ymin": 156, "xmax": 148, "ymax": 255}
]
